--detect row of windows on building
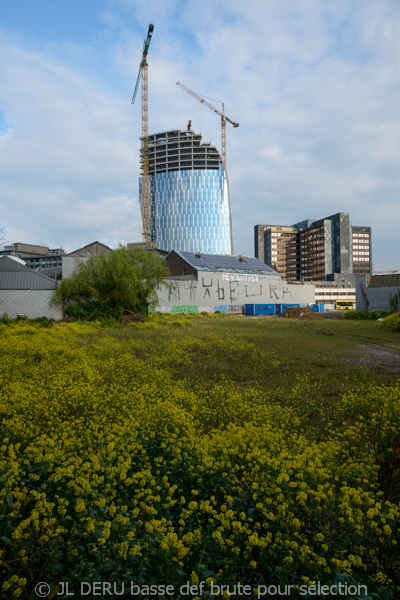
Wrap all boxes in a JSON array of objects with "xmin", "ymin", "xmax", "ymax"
[
  {"xmin": 154, "ymin": 182, "xmax": 224, "ymax": 193},
  {"xmin": 157, "ymin": 214, "xmax": 229, "ymax": 228},
  {"xmin": 160, "ymin": 238, "xmax": 230, "ymax": 254},
  {"xmin": 155, "ymin": 200, "xmax": 227, "ymax": 217},
  {"xmin": 157, "ymin": 226, "xmax": 230, "ymax": 242}
]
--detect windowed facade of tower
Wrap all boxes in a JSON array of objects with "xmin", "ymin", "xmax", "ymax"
[
  {"xmin": 299, "ymin": 224, "xmax": 326, "ymax": 281},
  {"xmin": 352, "ymin": 226, "xmax": 372, "ymax": 275},
  {"xmin": 139, "ymin": 129, "xmax": 233, "ymax": 254},
  {"xmin": 255, "ymin": 213, "xmax": 371, "ymax": 284},
  {"xmin": 264, "ymin": 226, "xmax": 299, "ymax": 280}
]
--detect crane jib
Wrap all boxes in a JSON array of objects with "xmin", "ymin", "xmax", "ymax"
[{"xmin": 132, "ymin": 24, "xmax": 154, "ymax": 105}]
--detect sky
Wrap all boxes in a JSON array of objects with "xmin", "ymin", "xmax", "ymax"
[{"xmin": 0, "ymin": 0, "xmax": 399, "ymax": 269}]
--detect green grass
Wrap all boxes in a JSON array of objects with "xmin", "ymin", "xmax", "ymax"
[{"xmin": 110, "ymin": 314, "xmax": 400, "ymax": 398}]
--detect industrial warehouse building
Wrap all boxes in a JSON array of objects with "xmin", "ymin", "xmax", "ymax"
[
  {"xmin": 0, "ymin": 242, "xmax": 65, "ymax": 280},
  {"xmin": 140, "ymin": 129, "xmax": 232, "ymax": 255},
  {"xmin": 0, "ymin": 255, "xmax": 62, "ymax": 320},
  {"xmin": 61, "ymin": 241, "xmax": 111, "ymax": 279},
  {"xmin": 153, "ymin": 251, "xmax": 314, "ymax": 314}
]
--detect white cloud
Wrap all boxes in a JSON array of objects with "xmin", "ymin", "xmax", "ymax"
[
  {"xmin": 0, "ymin": 33, "xmax": 141, "ymax": 250},
  {"xmin": 0, "ymin": 0, "xmax": 399, "ymax": 270}
]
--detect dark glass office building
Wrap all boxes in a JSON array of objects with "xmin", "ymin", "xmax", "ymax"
[{"xmin": 140, "ymin": 129, "xmax": 233, "ymax": 254}]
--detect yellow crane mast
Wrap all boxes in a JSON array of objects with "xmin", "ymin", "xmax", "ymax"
[
  {"xmin": 132, "ymin": 24, "xmax": 154, "ymax": 243},
  {"xmin": 176, "ymin": 81, "xmax": 239, "ymax": 169}
]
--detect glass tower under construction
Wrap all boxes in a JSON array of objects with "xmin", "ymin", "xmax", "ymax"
[{"xmin": 139, "ymin": 129, "xmax": 233, "ymax": 254}]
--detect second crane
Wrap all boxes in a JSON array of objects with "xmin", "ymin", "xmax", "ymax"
[{"xmin": 176, "ymin": 81, "xmax": 239, "ymax": 169}]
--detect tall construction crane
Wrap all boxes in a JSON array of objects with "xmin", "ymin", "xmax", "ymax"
[
  {"xmin": 176, "ymin": 81, "xmax": 239, "ymax": 169},
  {"xmin": 132, "ymin": 24, "xmax": 154, "ymax": 243}
]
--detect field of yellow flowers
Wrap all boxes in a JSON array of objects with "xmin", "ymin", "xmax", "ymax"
[{"xmin": 0, "ymin": 315, "xmax": 399, "ymax": 599}]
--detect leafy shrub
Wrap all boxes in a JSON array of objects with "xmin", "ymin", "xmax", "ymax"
[
  {"xmin": 343, "ymin": 310, "xmax": 392, "ymax": 320},
  {"xmin": 65, "ymin": 300, "xmax": 123, "ymax": 320},
  {"xmin": 30, "ymin": 317, "xmax": 54, "ymax": 327},
  {"xmin": 379, "ymin": 311, "xmax": 400, "ymax": 332},
  {"xmin": 0, "ymin": 315, "xmax": 53, "ymax": 327}
]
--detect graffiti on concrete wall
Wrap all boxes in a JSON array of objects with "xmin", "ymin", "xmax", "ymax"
[
  {"xmin": 199, "ymin": 277, "xmax": 240, "ymax": 304},
  {"xmin": 282, "ymin": 286, "xmax": 293, "ymax": 299},
  {"xmin": 213, "ymin": 304, "xmax": 243, "ymax": 313},
  {"xmin": 198, "ymin": 305, "xmax": 214, "ymax": 313},
  {"xmin": 171, "ymin": 305, "xmax": 199, "ymax": 314},
  {"xmin": 156, "ymin": 272, "xmax": 314, "ymax": 312},
  {"xmin": 229, "ymin": 282, "xmax": 239, "ymax": 303},
  {"xmin": 269, "ymin": 284, "xmax": 279, "ymax": 299},
  {"xmin": 168, "ymin": 281, "xmax": 180, "ymax": 302},
  {"xmin": 189, "ymin": 281, "xmax": 198, "ymax": 302},
  {"xmin": 201, "ymin": 276, "xmax": 213, "ymax": 299},
  {"xmin": 245, "ymin": 285, "xmax": 263, "ymax": 298},
  {"xmin": 153, "ymin": 306, "xmax": 171, "ymax": 313},
  {"xmin": 153, "ymin": 304, "xmax": 243, "ymax": 315}
]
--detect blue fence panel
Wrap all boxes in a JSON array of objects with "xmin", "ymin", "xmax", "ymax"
[
  {"xmin": 311, "ymin": 304, "xmax": 325, "ymax": 313},
  {"xmin": 244, "ymin": 304, "xmax": 255, "ymax": 315}
]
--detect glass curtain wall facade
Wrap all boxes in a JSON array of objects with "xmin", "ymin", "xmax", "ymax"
[{"xmin": 140, "ymin": 130, "xmax": 232, "ymax": 254}]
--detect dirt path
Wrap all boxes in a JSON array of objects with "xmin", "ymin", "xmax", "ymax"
[{"xmin": 352, "ymin": 344, "xmax": 400, "ymax": 375}]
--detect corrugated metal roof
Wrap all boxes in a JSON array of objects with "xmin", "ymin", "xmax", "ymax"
[
  {"xmin": 0, "ymin": 256, "xmax": 57, "ymax": 289},
  {"xmin": 0, "ymin": 256, "xmax": 28, "ymax": 271},
  {"xmin": 0, "ymin": 272, "xmax": 57, "ymax": 290},
  {"xmin": 172, "ymin": 251, "xmax": 280, "ymax": 275},
  {"xmin": 67, "ymin": 241, "xmax": 111, "ymax": 257},
  {"xmin": 368, "ymin": 274, "xmax": 400, "ymax": 288}
]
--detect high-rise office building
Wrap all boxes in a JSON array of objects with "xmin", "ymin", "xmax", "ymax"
[
  {"xmin": 352, "ymin": 226, "xmax": 372, "ymax": 276},
  {"xmin": 140, "ymin": 129, "xmax": 233, "ymax": 254},
  {"xmin": 255, "ymin": 213, "xmax": 371, "ymax": 283}
]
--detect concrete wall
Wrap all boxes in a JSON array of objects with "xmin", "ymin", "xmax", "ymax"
[
  {"xmin": 0, "ymin": 290, "xmax": 63, "ymax": 320},
  {"xmin": 154, "ymin": 273, "xmax": 314, "ymax": 313},
  {"xmin": 356, "ymin": 276, "xmax": 400, "ymax": 311}
]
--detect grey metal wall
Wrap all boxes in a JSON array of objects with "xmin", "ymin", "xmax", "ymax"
[
  {"xmin": 356, "ymin": 276, "xmax": 400, "ymax": 311},
  {"xmin": 0, "ymin": 290, "xmax": 63, "ymax": 320}
]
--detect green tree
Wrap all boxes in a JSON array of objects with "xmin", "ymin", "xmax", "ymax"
[{"xmin": 54, "ymin": 246, "xmax": 169, "ymax": 319}]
